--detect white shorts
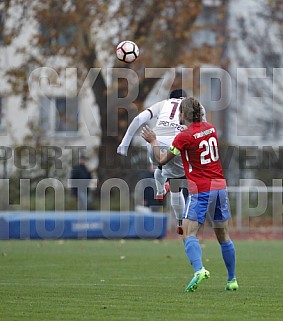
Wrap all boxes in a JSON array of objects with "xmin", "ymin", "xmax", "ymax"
[{"xmin": 147, "ymin": 141, "xmax": 185, "ymax": 179}]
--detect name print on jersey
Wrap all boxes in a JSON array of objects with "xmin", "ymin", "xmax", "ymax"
[
  {"xmin": 157, "ymin": 120, "xmax": 184, "ymax": 132},
  {"xmin": 193, "ymin": 127, "xmax": 215, "ymax": 139}
]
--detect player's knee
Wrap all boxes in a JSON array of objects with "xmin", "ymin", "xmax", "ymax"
[
  {"xmin": 214, "ymin": 228, "xmax": 230, "ymax": 243},
  {"xmin": 183, "ymin": 219, "xmax": 199, "ymax": 238}
]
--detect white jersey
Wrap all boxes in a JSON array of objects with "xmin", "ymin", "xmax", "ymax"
[
  {"xmin": 148, "ymin": 98, "xmax": 185, "ymax": 146},
  {"xmin": 117, "ymin": 97, "xmax": 206, "ymax": 178},
  {"xmin": 146, "ymin": 98, "xmax": 185, "ymax": 178}
]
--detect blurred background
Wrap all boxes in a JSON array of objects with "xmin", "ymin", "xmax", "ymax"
[{"xmin": 0, "ymin": 0, "xmax": 282, "ymax": 228}]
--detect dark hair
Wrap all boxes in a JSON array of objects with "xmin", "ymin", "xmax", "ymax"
[
  {"xmin": 180, "ymin": 97, "xmax": 202, "ymax": 122},
  {"xmin": 169, "ymin": 89, "xmax": 187, "ymax": 99}
]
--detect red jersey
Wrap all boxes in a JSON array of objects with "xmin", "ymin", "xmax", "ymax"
[{"xmin": 171, "ymin": 121, "xmax": 226, "ymax": 194}]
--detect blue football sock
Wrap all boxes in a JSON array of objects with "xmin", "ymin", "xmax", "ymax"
[
  {"xmin": 221, "ymin": 240, "xmax": 236, "ymax": 281},
  {"xmin": 184, "ymin": 236, "xmax": 203, "ymax": 273}
]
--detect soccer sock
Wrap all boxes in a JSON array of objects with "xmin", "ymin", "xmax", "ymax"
[
  {"xmin": 184, "ymin": 236, "xmax": 203, "ymax": 273},
  {"xmin": 170, "ymin": 191, "xmax": 185, "ymax": 223},
  {"xmin": 220, "ymin": 240, "xmax": 236, "ymax": 281},
  {"xmin": 154, "ymin": 168, "xmax": 167, "ymax": 194}
]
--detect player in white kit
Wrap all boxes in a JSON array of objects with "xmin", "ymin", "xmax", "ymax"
[{"xmin": 117, "ymin": 89, "xmax": 206, "ymax": 234}]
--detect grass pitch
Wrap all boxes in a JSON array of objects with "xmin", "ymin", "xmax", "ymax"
[{"xmin": 0, "ymin": 239, "xmax": 282, "ymax": 321}]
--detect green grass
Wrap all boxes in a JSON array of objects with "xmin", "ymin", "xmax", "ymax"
[{"xmin": 0, "ymin": 239, "xmax": 282, "ymax": 321}]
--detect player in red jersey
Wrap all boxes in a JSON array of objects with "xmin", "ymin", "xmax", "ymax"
[{"xmin": 141, "ymin": 97, "xmax": 238, "ymax": 292}]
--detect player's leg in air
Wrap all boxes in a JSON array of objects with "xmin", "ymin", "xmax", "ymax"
[
  {"xmin": 154, "ymin": 167, "xmax": 185, "ymax": 235},
  {"xmin": 147, "ymin": 145, "xmax": 169, "ymax": 200},
  {"xmin": 154, "ymin": 166, "xmax": 169, "ymax": 200},
  {"xmin": 148, "ymin": 142, "xmax": 185, "ymax": 234}
]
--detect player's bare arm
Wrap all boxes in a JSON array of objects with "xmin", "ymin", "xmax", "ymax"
[{"xmin": 140, "ymin": 125, "xmax": 175, "ymax": 165}]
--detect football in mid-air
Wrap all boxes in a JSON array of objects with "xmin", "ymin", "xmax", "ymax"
[{"xmin": 116, "ymin": 40, "xmax": 139, "ymax": 63}]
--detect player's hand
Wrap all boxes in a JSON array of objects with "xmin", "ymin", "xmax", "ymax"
[
  {"xmin": 117, "ymin": 145, "xmax": 128, "ymax": 156},
  {"xmin": 140, "ymin": 125, "xmax": 156, "ymax": 143}
]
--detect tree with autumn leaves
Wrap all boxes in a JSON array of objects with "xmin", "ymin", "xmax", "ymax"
[{"xmin": 0, "ymin": 0, "xmax": 227, "ymax": 201}]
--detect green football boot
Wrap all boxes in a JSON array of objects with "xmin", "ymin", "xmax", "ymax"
[
  {"xmin": 225, "ymin": 278, "xmax": 239, "ymax": 291},
  {"xmin": 185, "ymin": 267, "xmax": 210, "ymax": 292}
]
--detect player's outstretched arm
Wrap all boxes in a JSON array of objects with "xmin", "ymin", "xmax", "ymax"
[{"xmin": 117, "ymin": 110, "xmax": 152, "ymax": 156}]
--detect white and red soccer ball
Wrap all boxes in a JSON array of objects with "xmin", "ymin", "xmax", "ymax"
[{"xmin": 116, "ymin": 40, "xmax": 139, "ymax": 63}]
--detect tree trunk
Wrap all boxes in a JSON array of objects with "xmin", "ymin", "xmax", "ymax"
[{"xmin": 90, "ymin": 68, "xmax": 147, "ymax": 205}]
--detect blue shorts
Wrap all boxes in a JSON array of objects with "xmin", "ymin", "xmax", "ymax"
[{"xmin": 183, "ymin": 189, "xmax": 231, "ymax": 224}]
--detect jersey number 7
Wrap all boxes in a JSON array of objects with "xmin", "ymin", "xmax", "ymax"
[{"xmin": 169, "ymin": 102, "xmax": 179, "ymax": 119}]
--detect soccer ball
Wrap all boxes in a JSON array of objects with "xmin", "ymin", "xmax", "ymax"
[{"xmin": 116, "ymin": 40, "xmax": 139, "ymax": 63}]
